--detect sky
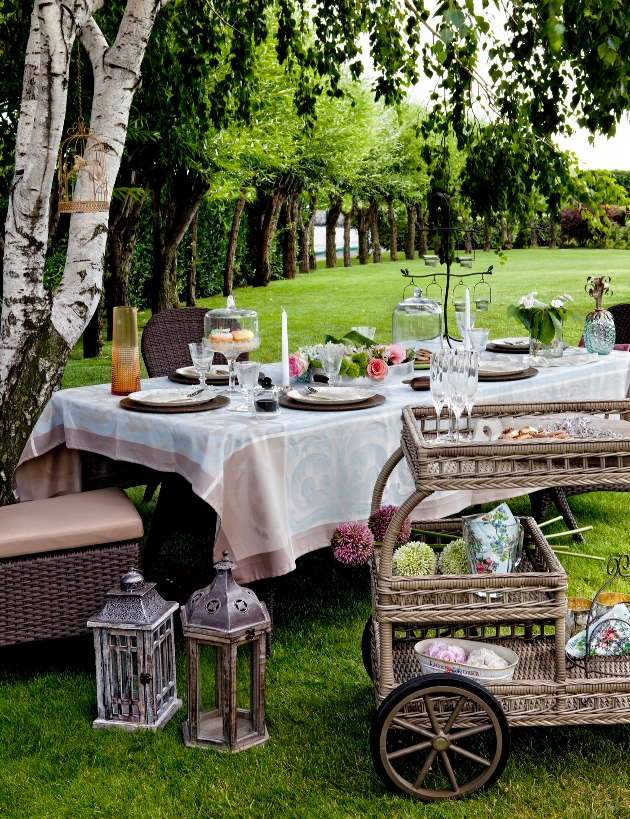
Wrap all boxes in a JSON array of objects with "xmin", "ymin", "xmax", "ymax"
[{"xmin": 555, "ymin": 120, "xmax": 630, "ymax": 172}]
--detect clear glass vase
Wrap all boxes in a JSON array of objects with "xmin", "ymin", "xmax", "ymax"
[
  {"xmin": 529, "ymin": 328, "xmax": 563, "ymax": 358},
  {"xmin": 584, "ymin": 308, "xmax": 616, "ymax": 355}
]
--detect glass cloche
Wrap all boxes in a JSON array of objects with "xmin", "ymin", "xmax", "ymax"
[
  {"xmin": 392, "ymin": 287, "xmax": 443, "ymax": 353},
  {"xmin": 204, "ymin": 296, "xmax": 260, "ymax": 392}
]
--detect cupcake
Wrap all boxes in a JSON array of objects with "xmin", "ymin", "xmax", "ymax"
[
  {"xmin": 209, "ymin": 328, "xmax": 233, "ymax": 346},
  {"xmin": 232, "ymin": 329, "xmax": 255, "ymax": 342}
]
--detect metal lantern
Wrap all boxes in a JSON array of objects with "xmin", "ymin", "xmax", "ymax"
[
  {"xmin": 87, "ymin": 568, "xmax": 182, "ymax": 731},
  {"xmin": 57, "ymin": 117, "xmax": 109, "ymax": 213},
  {"xmin": 181, "ymin": 551, "xmax": 271, "ymax": 752}
]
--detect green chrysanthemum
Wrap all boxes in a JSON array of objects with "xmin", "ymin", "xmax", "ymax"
[
  {"xmin": 438, "ymin": 538, "xmax": 469, "ymax": 574},
  {"xmin": 392, "ymin": 541, "xmax": 437, "ymax": 576}
]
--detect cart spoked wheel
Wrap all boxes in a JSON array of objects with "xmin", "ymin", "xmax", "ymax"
[
  {"xmin": 371, "ymin": 674, "xmax": 510, "ymax": 801},
  {"xmin": 362, "ymin": 618, "xmax": 374, "ymax": 680}
]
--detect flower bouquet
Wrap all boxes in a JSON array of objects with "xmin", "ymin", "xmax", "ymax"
[
  {"xmin": 507, "ymin": 292, "xmax": 574, "ymax": 358},
  {"xmin": 289, "ymin": 329, "xmax": 415, "ymax": 386}
]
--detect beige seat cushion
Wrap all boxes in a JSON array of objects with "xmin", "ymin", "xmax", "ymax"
[{"xmin": 0, "ymin": 487, "xmax": 144, "ymax": 559}]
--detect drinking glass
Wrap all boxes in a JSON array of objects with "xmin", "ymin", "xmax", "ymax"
[
  {"xmin": 111, "ymin": 307, "xmax": 140, "ymax": 396},
  {"xmin": 466, "ymin": 328, "xmax": 490, "ymax": 355},
  {"xmin": 463, "ymin": 351, "xmax": 479, "ymax": 440},
  {"xmin": 233, "ymin": 361, "xmax": 261, "ymax": 411},
  {"xmin": 448, "ymin": 351, "xmax": 467, "ymax": 442},
  {"xmin": 318, "ymin": 343, "xmax": 346, "ymax": 388},
  {"xmin": 430, "ymin": 351, "xmax": 446, "ymax": 442},
  {"xmin": 351, "ymin": 326, "xmax": 376, "ymax": 340},
  {"xmin": 188, "ymin": 342, "xmax": 212, "ymax": 391},
  {"xmin": 455, "ymin": 307, "xmax": 476, "ymax": 338}
]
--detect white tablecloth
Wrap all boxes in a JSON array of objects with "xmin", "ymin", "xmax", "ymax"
[{"xmin": 15, "ymin": 352, "xmax": 630, "ymax": 581}]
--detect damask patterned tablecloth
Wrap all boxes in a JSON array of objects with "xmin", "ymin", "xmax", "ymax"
[{"xmin": 14, "ymin": 353, "xmax": 630, "ymax": 582}]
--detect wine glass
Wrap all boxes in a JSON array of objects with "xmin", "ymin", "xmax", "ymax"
[
  {"xmin": 430, "ymin": 351, "xmax": 446, "ymax": 442},
  {"xmin": 455, "ymin": 307, "xmax": 476, "ymax": 338},
  {"xmin": 188, "ymin": 342, "xmax": 212, "ymax": 391},
  {"xmin": 448, "ymin": 351, "xmax": 467, "ymax": 442},
  {"xmin": 466, "ymin": 328, "xmax": 490, "ymax": 355},
  {"xmin": 318, "ymin": 343, "xmax": 346, "ymax": 388},
  {"xmin": 463, "ymin": 351, "xmax": 479, "ymax": 440},
  {"xmin": 233, "ymin": 361, "xmax": 261, "ymax": 411}
]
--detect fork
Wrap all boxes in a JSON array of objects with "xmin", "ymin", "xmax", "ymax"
[{"xmin": 296, "ymin": 386, "xmax": 318, "ymax": 396}]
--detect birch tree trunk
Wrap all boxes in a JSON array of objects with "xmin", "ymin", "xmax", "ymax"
[{"xmin": 0, "ymin": 0, "xmax": 168, "ymax": 504}]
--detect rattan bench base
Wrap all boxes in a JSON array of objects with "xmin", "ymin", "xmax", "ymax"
[{"xmin": 0, "ymin": 539, "xmax": 141, "ymax": 647}]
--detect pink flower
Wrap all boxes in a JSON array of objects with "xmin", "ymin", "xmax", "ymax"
[
  {"xmin": 367, "ymin": 358, "xmax": 389, "ymax": 381},
  {"xmin": 385, "ymin": 344, "xmax": 407, "ymax": 365},
  {"xmin": 289, "ymin": 352, "xmax": 308, "ymax": 378},
  {"xmin": 368, "ymin": 505, "xmax": 411, "ymax": 544},
  {"xmin": 330, "ymin": 522, "xmax": 374, "ymax": 565}
]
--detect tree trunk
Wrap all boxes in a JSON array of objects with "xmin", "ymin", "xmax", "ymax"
[
  {"xmin": 501, "ymin": 215, "xmax": 513, "ymax": 250},
  {"xmin": 326, "ymin": 196, "xmax": 342, "ymax": 268},
  {"xmin": 369, "ymin": 198, "xmax": 381, "ymax": 263},
  {"xmin": 483, "ymin": 217, "xmax": 491, "ymax": 251},
  {"xmin": 186, "ymin": 211, "xmax": 198, "ymax": 306},
  {"xmin": 405, "ymin": 205, "xmax": 416, "ymax": 260},
  {"xmin": 0, "ymin": 0, "xmax": 164, "ymax": 505},
  {"xmin": 549, "ymin": 219, "xmax": 557, "ymax": 249},
  {"xmin": 342, "ymin": 203, "xmax": 355, "ymax": 267},
  {"xmin": 416, "ymin": 205, "xmax": 426, "ymax": 256},
  {"xmin": 357, "ymin": 203, "xmax": 370, "ymax": 265},
  {"xmin": 223, "ymin": 195, "xmax": 245, "ymax": 296},
  {"xmin": 388, "ymin": 198, "xmax": 397, "ymax": 261},
  {"xmin": 83, "ymin": 290, "xmax": 104, "ymax": 358},
  {"xmin": 283, "ymin": 191, "xmax": 299, "ymax": 279},
  {"xmin": 465, "ymin": 221, "xmax": 473, "ymax": 254},
  {"xmin": 106, "ymin": 182, "xmax": 145, "ymax": 340},
  {"xmin": 530, "ymin": 218, "xmax": 538, "ymax": 248},
  {"xmin": 254, "ymin": 179, "xmax": 289, "ymax": 287},
  {"xmin": 151, "ymin": 173, "xmax": 209, "ymax": 312}
]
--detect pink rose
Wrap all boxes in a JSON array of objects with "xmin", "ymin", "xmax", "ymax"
[
  {"xmin": 367, "ymin": 358, "xmax": 389, "ymax": 381},
  {"xmin": 385, "ymin": 343, "xmax": 407, "ymax": 365},
  {"xmin": 289, "ymin": 352, "xmax": 308, "ymax": 378}
]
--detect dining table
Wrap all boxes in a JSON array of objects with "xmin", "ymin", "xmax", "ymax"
[{"xmin": 14, "ymin": 348, "xmax": 630, "ymax": 583}]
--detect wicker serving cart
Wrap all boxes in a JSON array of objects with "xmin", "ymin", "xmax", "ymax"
[{"xmin": 367, "ymin": 399, "xmax": 630, "ymax": 802}]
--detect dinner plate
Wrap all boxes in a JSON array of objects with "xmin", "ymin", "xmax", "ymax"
[
  {"xmin": 478, "ymin": 361, "xmax": 526, "ymax": 377},
  {"xmin": 287, "ymin": 387, "xmax": 375, "ymax": 405},
  {"xmin": 176, "ymin": 366, "xmax": 230, "ymax": 378},
  {"xmin": 128, "ymin": 388, "xmax": 219, "ymax": 407}
]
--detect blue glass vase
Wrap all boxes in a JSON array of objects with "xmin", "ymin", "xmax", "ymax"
[{"xmin": 584, "ymin": 309, "xmax": 615, "ymax": 355}]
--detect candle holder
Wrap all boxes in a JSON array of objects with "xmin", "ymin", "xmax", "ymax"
[{"xmin": 111, "ymin": 307, "xmax": 141, "ymax": 396}]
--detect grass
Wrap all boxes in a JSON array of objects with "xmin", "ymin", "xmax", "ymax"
[{"xmin": 8, "ymin": 247, "xmax": 630, "ymax": 817}]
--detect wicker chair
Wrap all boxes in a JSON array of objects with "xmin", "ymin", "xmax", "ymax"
[
  {"xmin": 141, "ymin": 307, "xmax": 248, "ymax": 378},
  {"xmin": 530, "ymin": 303, "xmax": 630, "ymax": 539},
  {"xmin": 0, "ymin": 488, "xmax": 143, "ymax": 646}
]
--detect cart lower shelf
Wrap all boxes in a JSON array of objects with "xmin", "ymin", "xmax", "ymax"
[{"xmin": 387, "ymin": 635, "xmax": 630, "ymax": 727}]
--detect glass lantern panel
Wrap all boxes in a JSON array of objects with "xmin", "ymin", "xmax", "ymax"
[
  {"xmin": 111, "ymin": 649, "xmax": 119, "ymax": 699},
  {"xmin": 236, "ymin": 643, "xmax": 251, "ymax": 712},
  {"xmin": 197, "ymin": 644, "xmax": 221, "ymax": 742}
]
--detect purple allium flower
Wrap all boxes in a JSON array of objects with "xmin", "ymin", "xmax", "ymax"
[
  {"xmin": 330, "ymin": 522, "xmax": 374, "ymax": 566},
  {"xmin": 368, "ymin": 505, "xmax": 411, "ymax": 544}
]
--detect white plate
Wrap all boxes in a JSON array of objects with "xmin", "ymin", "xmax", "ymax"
[
  {"xmin": 128, "ymin": 388, "xmax": 219, "ymax": 406},
  {"xmin": 176, "ymin": 366, "xmax": 230, "ymax": 378},
  {"xmin": 479, "ymin": 361, "xmax": 526, "ymax": 376},
  {"xmin": 288, "ymin": 387, "xmax": 375, "ymax": 405},
  {"xmin": 490, "ymin": 337, "xmax": 530, "ymax": 347}
]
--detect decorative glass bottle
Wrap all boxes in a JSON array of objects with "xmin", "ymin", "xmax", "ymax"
[
  {"xmin": 584, "ymin": 276, "xmax": 615, "ymax": 355},
  {"xmin": 391, "ymin": 287, "xmax": 443, "ymax": 353}
]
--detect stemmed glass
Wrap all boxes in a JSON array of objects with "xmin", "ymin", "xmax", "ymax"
[
  {"xmin": 233, "ymin": 361, "xmax": 261, "ymax": 412},
  {"xmin": 430, "ymin": 351, "xmax": 447, "ymax": 442},
  {"xmin": 318, "ymin": 343, "xmax": 346, "ymax": 388},
  {"xmin": 188, "ymin": 342, "xmax": 212, "ymax": 391},
  {"xmin": 455, "ymin": 306, "xmax": 476, "ymax": 338},
  {"xmin": 448, "ymin": 351, "xmax": 467, "ymax": 442},
  {"xmin": 463, "ymin": 351, "xmax": 479, "ymax": 440}
]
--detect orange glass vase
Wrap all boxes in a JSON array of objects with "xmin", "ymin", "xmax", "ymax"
[{"xmin": 111, "ymin": 307, "xmax": 141, "ymax": 395}]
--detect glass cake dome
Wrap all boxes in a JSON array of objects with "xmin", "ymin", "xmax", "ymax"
[{"xmin": 392, "ymin": 287, "xmax": 443, "ymax": 353}]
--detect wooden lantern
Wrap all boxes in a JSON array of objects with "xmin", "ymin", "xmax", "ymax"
[
  {"xmin": 87, "ymin": 568, "xmax": 182, "ymax": 731},
  {"xmin": 180, "ymin": 552, "xmax": 271, "ymax": 752}
]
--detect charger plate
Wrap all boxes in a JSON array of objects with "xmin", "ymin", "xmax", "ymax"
[
  {"xmin": 120, "ymin": 395, "xmax": 230, "ymax": 413},
  {"xmin": 169, "ymin": 370, "xmax": 232, "ymax": 386},
  {"xmin": 478, "ymin": 367, "xmax": 538, "ymax": 382},
  {"xmin": 279, "ymin": 393, "xmax": 386, "ymax": 412}
]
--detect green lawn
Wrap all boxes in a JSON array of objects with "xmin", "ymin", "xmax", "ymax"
[{"xmin": 8, "ymin": 248, "xmax": 630, "ymax": 818}]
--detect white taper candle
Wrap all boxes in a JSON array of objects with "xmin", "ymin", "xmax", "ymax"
[{"xmin": 281, "ymin": 308, "xmax": 290, "ymax": 386}]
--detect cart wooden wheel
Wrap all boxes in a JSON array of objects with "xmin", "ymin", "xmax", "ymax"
[
  {"xmin": 362, "ymin": 618, "xmax": 374, "ymax": 680},
  {"xmin": 371, "ymin": 674, "xmax": 510, "ymax": 801}
]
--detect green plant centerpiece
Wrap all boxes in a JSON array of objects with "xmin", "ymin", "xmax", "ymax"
[{"xmin": 507, "ymin": 292, "xmax": 574, "ymax": 358}]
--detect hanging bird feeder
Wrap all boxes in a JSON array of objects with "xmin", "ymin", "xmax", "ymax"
[{"xmin": 57, "ymin": 117, "xmax": 109, "ymax": 213}]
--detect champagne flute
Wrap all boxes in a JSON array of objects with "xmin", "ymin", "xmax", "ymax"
[
  {"xmin": 430, "ymin": 351, "xmax": 446, "ymax": 442},
  {"xmin": 449, "ymin": 351, "xmax": 467, "ymax": 443},
  {"xmin": 463, "ymin": 351, "xmax": 479, "ymax": 440}
]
